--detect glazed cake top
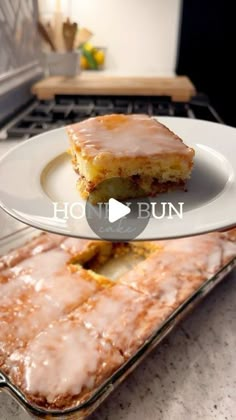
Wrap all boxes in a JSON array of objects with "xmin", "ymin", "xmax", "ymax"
[{"xmin": 68, "ymin": 114, "xmax": 194, "ymax": 159}]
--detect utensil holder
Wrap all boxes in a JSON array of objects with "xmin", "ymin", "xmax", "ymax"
[{"xmin": 44, "ymin": 51, "xmax": 81, "ymax": 77}]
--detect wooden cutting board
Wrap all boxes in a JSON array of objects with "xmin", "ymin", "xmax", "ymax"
[{"xmin": 32, "ymin": 73, "xmax": 196, "ymax": 102}]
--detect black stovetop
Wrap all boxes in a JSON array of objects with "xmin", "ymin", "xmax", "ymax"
[{"xmin": 3, "ymin": 94, "xmax": 222, "ymax": 139}]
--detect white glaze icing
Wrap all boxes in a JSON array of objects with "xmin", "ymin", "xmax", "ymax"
[
  {"xmin": 0, "ymin": 249, "xmax": 69, "ymax": 309},
  {"xmin": 1, "ymin": 248, "xmax": 68, "ymax": 285},
  {"xmin": 11, "ymin": 320, "xmax": 123, "ymax": 402},
  {"xmin": 76, "ymin": 284, "xmax": 152, "ymax": 354},
  {"xmin": 78, "ymin": 284, "xmax": 145, "ymax": 333},
  {"xmin": 60, "ymin": 237, "xmax": 92, "ymax": 255},
  {"xmin": 8, "ymin": 249, "xmax": 69, "ymax": 281},
  {"xmin": 22, "ymin": 323, "xmax": 100, "ymax": 400},
  {"xmin": 69, "ymin": 114, "xmax": 194, "ymax": 158},
  {"xmin": 0, "ymin": 234, "xmax": 64, "ymax": 271},
  {"xmin": 119, "ymin": 247, "xmax": 208, "ymax": 308},
  {"xmin": 34, "ymin": 269, "xmax": 99, "ymax": 306},
  {"xmin": 0, "ymin": 262, "xmax": 100, "ymax": 353},
  {"xmin": 119, "ymin": 233, "xmax": 236, "ymax": 307},
  {"xmin": 221, "ymin": 239, "xmax": 236, "ymax": 262},
  {"xmin": 159, "ymin": 276, "xmax": 178, "ymax": 305},
  {"xmin": 162, "ymin": 234, "xmax": 236, "ymax": 274}
]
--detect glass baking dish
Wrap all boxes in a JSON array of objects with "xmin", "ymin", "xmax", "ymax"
[{"xmin": 0, "ymin": 227, "xmax": 235, "ymax": 419}]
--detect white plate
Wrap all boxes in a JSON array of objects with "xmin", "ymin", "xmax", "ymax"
[{"xmin": 0, "ymin": 117, "xmax": 235, "ymax": 240}]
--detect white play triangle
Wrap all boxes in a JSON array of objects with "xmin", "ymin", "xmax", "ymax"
[{"xmin": 108, "ymin": 198, "xmax": 131, "ymax": 223}]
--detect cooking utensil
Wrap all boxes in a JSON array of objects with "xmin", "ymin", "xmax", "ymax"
[
  {"xmin": 53, "ymin": 0, "xmax": 65, "ymax": 51},
  {"xmin": 45, "ymin": 21, "xmax": 56, "ymax": 49},
  {"xmin": 63, "ymin": 18, "xmax": 78, "ymax": 51},
  {"xmin": 37, "ymin": 21, "xmax": 56, "ymax": 51},
  {"xmin": 75, "ymin": 27, "xmax": 93, "ymax": 48}
]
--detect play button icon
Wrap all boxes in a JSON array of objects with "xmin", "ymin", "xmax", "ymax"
[
  {"xmin": 85, "ymin": 178, "xmax": 151, "ymax": 240},
  {"xmin": 108, "ymin": 198, "xmax": 131, "ymax": 223}
]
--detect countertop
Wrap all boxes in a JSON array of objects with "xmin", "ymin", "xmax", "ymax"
[
  {"xmin": 31, "ymin": 74, "xmax": 196, "ymax": 102},
  {"xmin": 0, "ymin": 139, "xmax": 235, "ymax": 420}
]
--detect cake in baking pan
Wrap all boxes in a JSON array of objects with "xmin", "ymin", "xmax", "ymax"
[{"xmin": 1, "ymin": 229, "xmax": 235, "ymax": 410}]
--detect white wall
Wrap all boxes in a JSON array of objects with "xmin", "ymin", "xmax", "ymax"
[{"xmin": 39, "ymin": 0, "xmax": 182, "ymax": 75}]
